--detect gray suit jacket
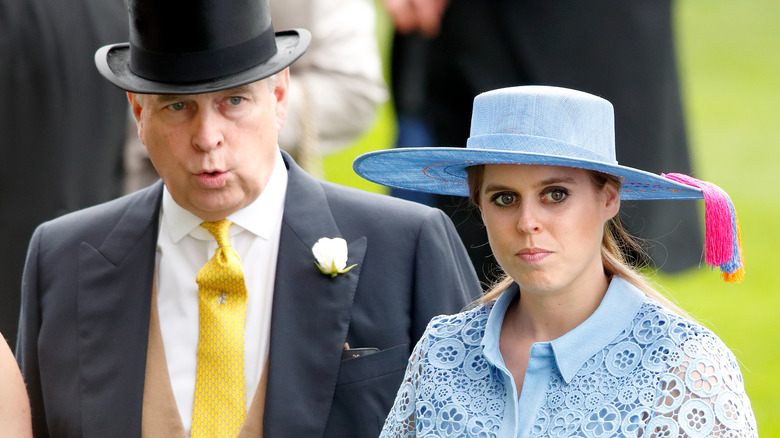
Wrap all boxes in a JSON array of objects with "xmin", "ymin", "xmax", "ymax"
[{"xmin": 17, "ymin": 154, "xmax": 480, "ymax": 437}]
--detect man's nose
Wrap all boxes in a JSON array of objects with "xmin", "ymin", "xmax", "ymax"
[{"xmin": 191, "ymin": 109, "xmax": 224, "ymax": 151}]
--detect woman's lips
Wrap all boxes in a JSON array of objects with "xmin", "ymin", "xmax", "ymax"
[
  {"xmin": 517, "ymin": 248, "xmax": 552, "ymax": 263},
  {"xmin": 197, "ymin": 170, "xmax": 228, "ymax": 188}
]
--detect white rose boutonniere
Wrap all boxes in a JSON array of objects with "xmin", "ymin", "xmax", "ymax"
[{"xmin": 312, "ymin": 237, "xmax": 357, "ymax": 278}]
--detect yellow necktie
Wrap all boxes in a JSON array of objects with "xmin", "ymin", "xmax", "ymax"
[{"xmin": 191, "ymin": 219, "xmax": 247, "ymax": 438}]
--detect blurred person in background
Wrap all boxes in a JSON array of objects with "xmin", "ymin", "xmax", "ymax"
[{"xmin": 0, "ymin": 0, "xmax": 129, "ymax": 350}]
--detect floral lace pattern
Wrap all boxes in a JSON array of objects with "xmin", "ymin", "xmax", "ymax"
[{"xmin": 381, "ymin": 293, "xmax": 757, "ymax": 437}]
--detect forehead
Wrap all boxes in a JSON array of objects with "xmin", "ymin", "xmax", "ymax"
[
  {"xmin": 144, "ymin": 82, "xmax": 266, "ymax": 104},
  {"xmin": 482, "ymin": 164, "xmax": 591, "ymax": 184}
]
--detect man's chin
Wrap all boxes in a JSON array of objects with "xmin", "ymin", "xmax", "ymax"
[{"xmin": 189, "ymin": 195, "xmax": 247, "ymax": 222}]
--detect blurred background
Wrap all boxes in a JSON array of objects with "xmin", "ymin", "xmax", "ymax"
[{"xmin": 326, "ymin": 0, "xmax": 780, "ymax": 434}]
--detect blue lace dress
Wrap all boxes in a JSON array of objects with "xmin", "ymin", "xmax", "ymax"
[{"xmin": 380, "ymin": 277, "xmax": 757, "ymax": 437}]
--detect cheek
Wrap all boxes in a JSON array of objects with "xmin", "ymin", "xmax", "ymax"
[
  {"xmin": 566, "ymin": 211, "xmax": 605, "ymax": 253},
  {"xmin": 482, "ymin": 213, "xmax": 515, "ymax": 253},
  {"xmin": 144, "ymin": 131, "xmax": 185, "ymax": 171},
  {"xmin": 275, "ymin": 104, "xmax": 287, "ymax": 130}
]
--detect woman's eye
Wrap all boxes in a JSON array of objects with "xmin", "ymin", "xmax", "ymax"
[
  {"xmin": 492, "ymin": 193, "xmax": 516, "ymax": 206},
  {"xmin": 544, "ymin": 188, "xmax": 568, "ymax": 202}
]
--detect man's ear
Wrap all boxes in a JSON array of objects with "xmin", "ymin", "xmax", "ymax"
[
  {"xmin": 127, "ymin": 92, "xmax": 145, "ymax": 144},
  {"xmin": 273, "ymin": 68, "xmax": 291, "ymax": 131},
  {"xmin": 128, "ymin": 92, "xmax": 142, "ymax": 121}
]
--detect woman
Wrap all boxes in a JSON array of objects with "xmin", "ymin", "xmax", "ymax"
[
  {"xmin": 354, "ymin": 86, "xmax": 756, "ymax": 437},
  {"xmin": 1, "ymin": 334, "xmax": 32, "ymax": 437}
]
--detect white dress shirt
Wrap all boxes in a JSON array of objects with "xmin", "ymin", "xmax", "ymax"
[{"xmin": 155, "ymin": 152, "xmax": 287, "ymax": 432}]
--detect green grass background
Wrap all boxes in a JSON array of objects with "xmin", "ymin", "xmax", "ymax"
[{"xmin": 324, "ymin": 0, "xmax": 780, "ymax": 433}]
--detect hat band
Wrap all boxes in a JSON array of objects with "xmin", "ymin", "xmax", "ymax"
[
  {"xmin": 466, "ymin": 134, "xmax": 617, "ymax": 164},
  {"xmin": 129, "ymin": 26, "xmax": 277, "ymax": 84}
]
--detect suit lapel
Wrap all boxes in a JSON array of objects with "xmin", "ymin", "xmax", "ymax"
[
  {"xmin": 263, "ymin": 155, "xmax": 367, "ymax": 437},
  {"xmin": 77, "ymin": 183, "xmax": 162, "ymax": 437}
]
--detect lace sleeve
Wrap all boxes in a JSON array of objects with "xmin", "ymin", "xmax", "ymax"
[
  {"xmin": 656, "ymin": 332, "xmax": 758, "ymax": 436},
  {"xmin": 380, "ymin": 328, "xmax": 431, "ymax": 437}
]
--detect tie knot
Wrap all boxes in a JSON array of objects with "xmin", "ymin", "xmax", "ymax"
[{"xmin": 201, "ymin": 219, "xmax": 233, "ymax": 249}]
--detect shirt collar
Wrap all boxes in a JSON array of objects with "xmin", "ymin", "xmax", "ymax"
[
  {"xmin": 481, "ymin": 284, "xmax": 516, "ymax": 371},
  {"xmin": 481, "ymin": 277, "xmax": 645, "ymax": 384},
  {"xmin": 162, "ymin": 151, "xmax": 288, "ymax": 242},
  {"xmin": 552, "ymin": 277, "xmax": 645, "ymax": 383}
]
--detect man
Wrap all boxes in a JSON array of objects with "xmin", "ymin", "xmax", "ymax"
[{"xmin": 15, "ymin": 0, "xmax": 480, "ymax": 436}]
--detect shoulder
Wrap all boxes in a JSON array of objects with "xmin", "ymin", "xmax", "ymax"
[
  {"xmin": 318, "ymin": 179, "xmax": 455, "ymax": 234},
  {"xmin": 622, "ymin": 297, "xmax": 745, "ymax": 385},
  {"xmin": 321, "ymin": 180, "xmax": 441, "ymax": 216},
  {"xmin": 286, "ymin": 152, "xmax": 450, "ymax": 229},
  {"xmin": 626, "ymin": 297, "xmax": 737, "ymax": 363},
  {"xmin": 634, "ymin": 297, "xmax": 719, "ymax": 346},
  {"xmin": 418, "ymin": 304, "xmax": 492, "ymax": 350},
  {"xmin": 31, "ymin": 183, "xmax": 161, "ymax": 248}
]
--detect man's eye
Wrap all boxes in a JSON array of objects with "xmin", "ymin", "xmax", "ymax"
[
  {"xmin": 227, "ymin": 96, "xmax": 245, "ymax": 105},
  {"xmin": 166, "ymin": 102, "xmax": 186, "ymax": 111},
  {"xmin": 491, "ymin": 193, "xmax": 516, "ymax": 206}
]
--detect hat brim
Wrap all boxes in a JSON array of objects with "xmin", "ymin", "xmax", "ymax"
[
  {"xmin": 353, "ymin": 147, "xmax": 704, "ymax": 201},
  {"xmin": 95, "ymin": 29, "xmax": 310, "ymax": 94}
]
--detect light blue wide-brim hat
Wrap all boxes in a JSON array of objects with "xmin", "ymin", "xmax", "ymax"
[
  {"xmin": 354, "ymin": 85, "xmax": 702, "ymax": 201},
  {"xmin": 353, "ymin": 85, "xmax": 745, "ymax": 282}
]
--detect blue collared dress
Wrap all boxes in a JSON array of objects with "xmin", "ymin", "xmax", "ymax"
[{"xmin": 380, "ymin": 277, "xmax": 757, "ymax": 437}]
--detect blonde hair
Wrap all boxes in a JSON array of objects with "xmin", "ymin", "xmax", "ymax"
[{"xmin": 467, "ymin": 165, "xmax": 690, "ymax": 318}]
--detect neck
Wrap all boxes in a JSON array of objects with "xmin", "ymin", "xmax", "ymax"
[{"xmin": 507, "ymin": 272, "xmax": 610, "ymax": 343}]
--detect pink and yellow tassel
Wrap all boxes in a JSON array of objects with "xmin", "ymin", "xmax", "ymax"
[{"xmin": 662, "ymin": 173, "xmax": 744, "ymax": 283}]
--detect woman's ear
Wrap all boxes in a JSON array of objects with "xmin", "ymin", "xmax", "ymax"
[
  {"xmin": 603, "ymin": 183, "xmax": 620, "ymax": 221},
  {"xmin": 473, "ymin": 192, "xmax": 484, "ymax": 219}
]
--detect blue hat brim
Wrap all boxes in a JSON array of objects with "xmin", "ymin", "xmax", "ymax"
[
  {"xmin": 95, "ymin": 29, "xmax": 310, "ymax": 94},
  {"xmin": 353, "ymin": 147, "xmax": 704, "ymax": 201}
]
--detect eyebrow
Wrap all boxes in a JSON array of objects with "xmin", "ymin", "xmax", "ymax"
[
  {"xmin": 154, "ymin": 94, "xmax": 188, "ymax": 105},
  {"xmin": 483, "ymin": 176, "xmax": 578, "ymax": 193},
  {"xmin": 152, "ymin": 85, "xmax": 255, "ymax": 105}
]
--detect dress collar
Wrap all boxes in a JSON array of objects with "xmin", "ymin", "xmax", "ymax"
[
  {"xmin": 161, "ymin": 150, "xmax": 288, "ymax": 242},
  {"xmin": 551, "ymin": 277, "xmax": 645, "ymax": 382},
  {"xmin": 481, "ymin": 277, "xmax": 645, "ymax": 383}
]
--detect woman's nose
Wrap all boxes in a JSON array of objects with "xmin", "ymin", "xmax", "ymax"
[{"xmin": 516, "ymin": 202, "xmax": 542, "ymax": 234}]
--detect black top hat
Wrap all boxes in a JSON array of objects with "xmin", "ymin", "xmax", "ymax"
[{"xmin": 95, "ymin": 0, "xmax": 310, "ymax": 94}]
